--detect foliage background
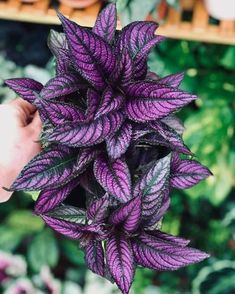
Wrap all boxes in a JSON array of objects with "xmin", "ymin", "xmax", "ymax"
[{"xmin": 0, "ymin": 3, "xmax": 235, "ymax": 293}]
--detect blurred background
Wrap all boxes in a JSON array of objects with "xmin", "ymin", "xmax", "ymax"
[{"xmin": 0, "ymin": 0, "xmax": 235, "ymax": 293}]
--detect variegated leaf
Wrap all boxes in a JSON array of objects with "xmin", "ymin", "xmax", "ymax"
[
  {"xmin": 110, "ymin": 196, "xmax": 142, "ymax": 233},
  {"xmin": 94, "ymin": 156, "xmax": 131, "ymax": 203},
  {"xmin": 5, "ymin": 78, "xmax": 43, "ymax": 104},
  {"xmin": 93, "ymin": 3, "xmax": 117, "ymax": 44},
  {"xmin": 106, "ymin": 123, "xmax": 132, "ymax": 160},
  {"xmin": 132, "ymin": 232, "xmax": 209, "ymax": 270},
  {"xmin": 58, "ymin": 13, "xmax": 115, "ymax": 90},
  {"xmin": 107, "ymin": 234, "xmax": 135, "ymax": 294},
  {"xmin": 48, "ymin": 112, "xmax": 124, "ymax": 147},
  {"xmin": 85, "ymin": 240, "xmax": 105, "ymax": 277},
  {"xmin": 35, "ymin": 178, "xmax": 79, "ymax": 214}
]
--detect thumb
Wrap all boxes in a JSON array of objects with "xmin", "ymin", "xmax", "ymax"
[
  {"xmin": 27, "ymin": 111, "xmax": 42, "ymax": 134},
  {"xmin": 10, "ymin": 98, "xmax": 36, "ymax": 116}
]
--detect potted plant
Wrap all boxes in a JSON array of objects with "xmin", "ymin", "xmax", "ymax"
[
  {"xmin": 58, "ymin": 0, "xmax": 100, "ymax": 9},
  {"xmin": 204, "ymin": 0, "xmax": 235, "ymax": 20},
  {"xmin": 21, "ymin": 0, "xmax": 39, "ymax": 3},
  {"xmin": 117, "ymin": 0, "xmax": 179, "ymax": 25},
  {"xmin": 5, "ymin": 4, "xmax": 211, "ymax": 294}
]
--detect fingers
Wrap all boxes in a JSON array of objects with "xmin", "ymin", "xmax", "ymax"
[
  {"xmin": 27, "ymin": 111, "xmax": 42, "ymax": 135},
  {"xmin": 10, "ymin": 98, "xmax": 37, "ymax": 117},
  {"xmin": 0, "ymin": 189, "xmax": 13, "ymax": 203}
]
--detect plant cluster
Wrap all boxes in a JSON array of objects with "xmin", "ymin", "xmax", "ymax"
[{"xmin": 5, "ymin": 4, "xmax": 211, "ymax": 293}]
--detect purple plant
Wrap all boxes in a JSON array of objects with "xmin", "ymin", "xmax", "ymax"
[{"xmin": 5, "ymin": 3, "xmax": 212, "ymax": 294}]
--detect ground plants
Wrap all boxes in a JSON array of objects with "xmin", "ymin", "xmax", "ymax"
[{"xmin": 5, "ymin": 4, "xmax": 211, "ymax": 294}]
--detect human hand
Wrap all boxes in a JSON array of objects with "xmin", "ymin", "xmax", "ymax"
[{"xmin": 0, "ymin": 98, "xmax": 42, "ymax": 203}]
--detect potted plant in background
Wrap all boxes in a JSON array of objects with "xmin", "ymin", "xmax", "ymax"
[
  {"xmin": 5, "ymin": 3, "xmax": 211, "ymax": 294},
  {"xmin": 204, "ymin": 0, "xmax": 235, "ymax": 20},
  {"xmin": 117, "ymin": 0, "xmax": 179, "ymax": 25},
  {"xmin": 58, "ymin": 0, "xmax": 100, "ymax": 9}
]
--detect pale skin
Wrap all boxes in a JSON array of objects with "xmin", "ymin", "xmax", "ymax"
[{"xmin": 0, "ymin": 98, "xmax": 42, "ymax": 203}]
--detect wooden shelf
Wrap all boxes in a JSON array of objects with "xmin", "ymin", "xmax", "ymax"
[
  {"xmin": 155, "ymin": 0, "xmax": 235, "ymax": 45},
  {"xmin": 0, "ymin": 0, "xmax": 235, "ymax": 45},
  {"xmin": 0, "ymin": 0, "xmax": 102, "ymax": 26}
]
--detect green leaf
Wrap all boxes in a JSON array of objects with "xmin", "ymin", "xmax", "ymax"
[
  {"xmin": 46, "ymin": 205, "xmax": 86, "ymax": 224},
  {"xmin": 118, "ymin": 0, "xmax": 160, "ymax": 25},
  {"xmin": 6, "ymin": 210, "xmax": 44, "ymax": 233},
  {"xmin": 26, "ymin": 190, "xmax": 41, "ymax": 201},
  {"xmin": 220, "ymin": 46, "xmax": 235, "ymax": 70},
  {"xmin": 192, "ymin": 260, "xmax": 235, "ymax": 294},
  {"xmin": 0, "ymin": 226, "xmax": 24, "ymax": 251},
  {"xmin": 61, "ymin": 239, "xmax": 86, "ymax": 267},
  {"xmin": 27, "ymin": 229, "xmax": 59, "ymax": 272}
]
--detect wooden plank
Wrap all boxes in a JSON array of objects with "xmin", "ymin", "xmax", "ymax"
[
  {"xmin": 180, "ymin": 0, "xmax": 195, "ymax": 10},
  {"xmin": 58, "ymin": 3, "xmax": 73, "ymax": 17},
  {"xmin": 20, "ymin": 2, "xmax": 36, "ymax": 14},
  {"xmin": 34, "ymin": 0, "xmax": 49, "ymax": 15},
  {"xmin": 0, "ymin": 2, "xmax": 6, "ymax": 10},
  {"xmin": 165, "ymin": 7, "xmax": 181, "ymax": 28},
  {"xmin": 192, "ymin": 0, "xmax": 208, "ymax": 31},
  {"xmin": 71, "ymin": 1, "xmax": 101, "ymax": 27},
  {"xmin": 220, "ymin": 20, "xmax": 235, "ymax": 37},
  {"xmin": 6, "ymin": 0, "xmax": 21, "ymax": 12}
]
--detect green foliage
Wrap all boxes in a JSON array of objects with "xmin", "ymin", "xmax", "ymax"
[
  {"xmin": 149, "ymin": 40, "xmax": 235, "ymax": 206},
  {"xmin": 132, "ymin": 268, "xmax": 154, "ymax": 294},
  {"xmin": 192, "ymin": 261, "xmax": 235, "ymax": 294},
  {"xmin": 27, "ymin": 229, "xmax": 59, "ymax": 272},
  {"xmin": 116, "ymin": 0, "xmax": 179, "ymax": 25}
]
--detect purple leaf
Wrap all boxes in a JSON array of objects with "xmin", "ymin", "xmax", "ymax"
[
  {"xmin": 116, "ymin": 21, "xmax": 164, "ymax": 79},
  {"xmin": 125, "ymin": 81, "xmax": 193, "ymax": 100},
  {"xmin": 146, "ymin": 230, "xmax": 190, "ymax": 247},
  {"xmin": 5, "ymin": 78, "xmax": 43, "ymax": 104},
  {"xmin": 111, "ymin": 49, "xmax": 133, "ymax": 86},
  {"xmin": 35, "ymin": 178, "xmax": 79, "ymax": 214},
  {"xmin": 142, "ymin": 187, "xmax": 170, "ymax": 228},
  {"xmin": 42, "ymin": 215, "xmax": 104, "ymax": 242},
  {"xmin": 116, "ymin": 21, "xmax": 158, "ymax": 58},
  {"xmin": 125, "ymin": 81, "xmax": 197, "ymax": 122},
  {"xmin": 106, "ymin": 234, "xmax": 135, "ymax": 294},
  {"xmin": 132, "ymin": 124, "xmax": 152, "ymax": 140},
  {"xmin": 132, "ymin": 232, "xmax": 209, "ymax": 271},
  {"xmin": 56, "ymin": 50, "xmax": 71, "ymax": 74},
  {"xmin": 48, "ymin": 112, "xmax": 124, "ymax": 147},
  {"xmin": 58, "ymin": 13, "xmax": 115, "ymax": 90},
  {"xmin": 93, "ymin": 3, "xmax": 117, "ymax": 44},
  {"xmin": 133, "ymin": 154, "xmax": 171, "ymax": 206},
  {"xmin": 45, "ymin": 205, "xmax": 86, "ymax": 225},
  {"xmin": 158, "ymin": 72, "xmax": 184, "ymax": 88},
  {"xmin": 110, "ymin": 196, "xmax": 142, "ymax": 233},
  {"xmin": 161, "ymin": 114, "xmax": 185, "ymax": 135},
  {"xmin": 133, "ymin": 35, "xmax": 165, "ymax": 79},
  {"xmin": 86, "ymin": 89, "xmax": 100, "ymax": 120},
  {"xmin": 149, "ymin": 121, "xmax": 192, "ymax": 155},
  {"xmin": 171, "ymin": 159, "xmax": 212, "ymax": 189},
  {"xmin": 10, "ymin": 146, "xmax": 96, "ymax": 191},
  {"xmin": 40, "ymin": 100, "xmax": 85, "ymax": 125},
  {"xmin": 47, "ymin": 30, "xmax": 68, "ymax": 57},
  {"xmin": 94, "ymin": 87, "xmax": 124, "ymax": 119},
  {"xmin": 106, "ymin": 122, "xmax": 132, "ymax": 160},
  {"xmin": 94, "ymin": 156, "xmax": 132, "ymax": 203},
  {"xmin": 146, "ymin": 71, "xmax": 159, "ymax": 81},
  {"xmin": 85, "ymin": 240, "xmax": 105, "ymax": 277},
  {"xmin": 40, "ymin": 74, "xmax": 85, "ymax": 100},
  {"xmin": 87, "ymin": 193, "xmax": 109, "ymax": 222},
  {"xmin": 171, "ymin": 152, "xmax": 181, "ymax": 169},
  {"xmin": 133, "ymin": 155, "xmax": 171, "ymax": 221}
]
